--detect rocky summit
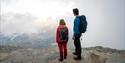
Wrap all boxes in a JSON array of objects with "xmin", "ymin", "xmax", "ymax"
[{"xmin": 0, "ymin": 46, "xmax": 125, "ymax": 63}]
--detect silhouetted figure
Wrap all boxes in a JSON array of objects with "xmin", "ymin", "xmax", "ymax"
[
  {"xmin": 72, "ymin": 8, "xmax": 87, "ymax": 60},
  {"xmin": 56, "ymin": 19, "xmax": 69, "ymax": 62}
]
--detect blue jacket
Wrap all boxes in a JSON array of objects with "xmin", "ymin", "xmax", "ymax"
[{"xmin": 73, "ymin": 16, "xmax": 80, "ymax": 36}]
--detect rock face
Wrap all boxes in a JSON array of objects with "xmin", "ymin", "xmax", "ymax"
[
  {"xmin": 0, "ymin": 46, "xmax": 125, "ymax": 63},
  {"xmin": 86, "ymin": 52, "xmax": 107, "ymax": 63}
]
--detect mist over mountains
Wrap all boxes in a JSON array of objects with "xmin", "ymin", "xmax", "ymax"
[
  {"xmin": 0, "ymin": 0, "xmax": 125, "ymax": 49},
  {"xmin": 0, "ymin": 13, "xmax": 37, "ymax": 34},
  {"xmin": 0, "ymin": 32, "xmax": 55, "ymax": 48},
  {"xmin": 0, "ymin": 13, "xmax": 55, "ymax": 48},
  {"xmin": 0, "ymin": 12, "xmax": 74, "ymax": 48}
]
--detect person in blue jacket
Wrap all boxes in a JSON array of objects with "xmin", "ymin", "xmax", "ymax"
[{"xmin": 72, "ymin": 8, "xmax": 82, "ymax": 60}]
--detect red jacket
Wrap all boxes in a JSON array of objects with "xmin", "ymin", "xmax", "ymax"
[{"xmin": 56, "ymin": 25, "xmax": 68, "ymax": 43}]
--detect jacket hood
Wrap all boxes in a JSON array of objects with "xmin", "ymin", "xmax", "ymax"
[{"xmin": 58, "ymin": 25, "xmax": 67, "ymax": 28}]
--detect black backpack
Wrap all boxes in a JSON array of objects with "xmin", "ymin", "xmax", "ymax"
[
  {"xmin": 79, "ymin": 15, "xmax": 87, "ymax": 33},
  {"xmin": 59, "ymin": 27, "xmax": 68, "ymax": 42}
]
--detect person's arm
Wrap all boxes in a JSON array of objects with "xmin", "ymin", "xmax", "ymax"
[
  {"xmin": 67, "ymin": 27, "xmax": 69, "ymax": 40},
  {"xmin": 67, "ymin": 27, "xmax": 69, "ymax": 41},
  {"xmin": 56, "ymin": 27, "xmax": 60, "ymax": 43},
  {"xmin": 73, "ymin": 17, "xmax": 80, "ymax": 36}
]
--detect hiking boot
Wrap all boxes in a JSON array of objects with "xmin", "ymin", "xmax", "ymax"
[
  {"xmin": 64, "ymin": 56, "xmax": 67, "ymax": 59},
  {"xmin": 58, "ymin": 58, "xmax": 63, "ymax": 62},
  {"xmin": 73, "ymin": 57, "xmax": 82, "ymax": 60},
  {"xmin": 72, "ymin": 52, "xmax": 77, "ymax": 55}
]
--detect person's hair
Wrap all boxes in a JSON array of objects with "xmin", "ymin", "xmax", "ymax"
[
  {"xmin": 59, "ymin": 19, "xmax": 66, "ymax": 25},
  {"xmin": 73, "ymin": 8, "xmax": 79, "ymax": 15}
]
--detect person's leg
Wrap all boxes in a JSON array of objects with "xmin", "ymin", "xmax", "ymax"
[
  {"xmin": 75, "ymin": 37, "xmax": 80, "ymax": 54},
  {"xmin": 74, "ymin": 34, "xmax": 82, "ymax": 60},
  {"xmin": 74, "ymin": 34, "xmax": 80, "ymax": 54},
  {"xmin": 77, "ymin": 38, "xmax": 81, "ymax": 58},
  {"xmin": 73, "ymin": 38, "xmax": 77, "ymax": 55},
  {"xmin": 58, "ymin": 43, "xmax": 63, "ymax": 61},
  {"xmin": 63, "ymin": 42, "xmax": 67, "ymax": 59}
]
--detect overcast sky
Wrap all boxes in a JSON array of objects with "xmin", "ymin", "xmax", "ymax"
[{"xmin": 0, "ymin": 0, "xmax": 125, "ymax": 49}]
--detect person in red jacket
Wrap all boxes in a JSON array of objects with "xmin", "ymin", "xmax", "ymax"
[{"xmin": 56, "ymin": 19, "xmax": 68, "ymax": 62}]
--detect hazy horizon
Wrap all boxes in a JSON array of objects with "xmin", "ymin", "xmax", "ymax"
[{"xmin": 0, "ymin": 0, "xmax": 125, "ymax": 50}]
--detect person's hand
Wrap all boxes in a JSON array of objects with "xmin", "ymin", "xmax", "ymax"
[
  {"xmin": 60, "ymin": 40, "xmax": 67, "ymax": 42},
  {"xmin": 72, "ymin": 36, "xmax": 75, "ymax": 40}
]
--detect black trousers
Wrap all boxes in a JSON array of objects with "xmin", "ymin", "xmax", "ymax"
[{"xmin": 74, "ymin": 34, "xmax": 82, "ymax": 58}]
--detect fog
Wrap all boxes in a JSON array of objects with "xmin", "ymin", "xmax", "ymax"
[{"xmin": 0, "ymin": 0, "xmax": 125, "ymax": 49}]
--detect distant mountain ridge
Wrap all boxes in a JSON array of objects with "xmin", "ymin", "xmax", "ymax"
[{"xmin": 0, "ymin": 32, "xmax": 55, "ymax": 48}]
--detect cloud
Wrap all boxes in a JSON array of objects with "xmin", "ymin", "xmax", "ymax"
[
  {"xmin": 0, "ymin": 13, "xmax": 37, "ymax": 35},
  {"xmin": 1, "ymin": 0, "xmax": 75, "ymax": 18}
]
